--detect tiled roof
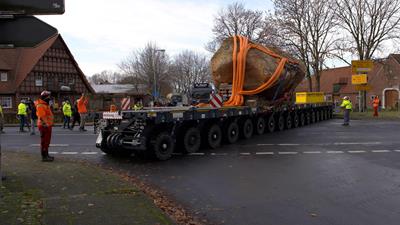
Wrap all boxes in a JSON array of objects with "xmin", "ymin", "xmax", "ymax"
[
  {"xmin": 92, "ymin": 84, "xmax": 147, "ymax": 95},
  {"xmin": 0, "ymin": 34, "xmax": 94, "ymax": 94}
]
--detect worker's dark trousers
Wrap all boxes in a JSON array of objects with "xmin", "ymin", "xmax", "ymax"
[
  {"xmin": 344, "ymin": 109, "xmax": 350, "ymax": 125},
  {"xmin": 19, "ymin": 115, "xmax": 26, "ymax": 131},
  {"xmin": 39, "ymin": 126, "xmax": 52, "ymax": 156}
]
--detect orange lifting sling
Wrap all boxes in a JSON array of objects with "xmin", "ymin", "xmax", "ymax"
[{"xmin": 224, "ymin": 35, "xmax": 297, "ymax": 107}]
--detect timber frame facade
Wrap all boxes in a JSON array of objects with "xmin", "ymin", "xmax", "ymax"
[{"xmin": 0, "ymin": 34, "xmax": 94, "ymax": 111}]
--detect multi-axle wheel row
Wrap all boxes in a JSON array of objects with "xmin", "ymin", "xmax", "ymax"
[{"xmin": 139, "ymin": 107, "xmax": 333, "ymax": 160}]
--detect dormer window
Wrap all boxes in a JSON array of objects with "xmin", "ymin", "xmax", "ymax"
[{"xmin": 0, "ymin": 71, "xmax": 7, "ymax": 82}]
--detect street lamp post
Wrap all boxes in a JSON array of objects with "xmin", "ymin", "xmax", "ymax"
[{"xmin": 153, "ymin": 49, "xmax": 165, "ymax": 104}]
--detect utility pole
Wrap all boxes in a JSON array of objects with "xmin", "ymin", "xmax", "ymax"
[{"xmin": 152, "ymin": 49, "xmax": 165, "ymax": 104}]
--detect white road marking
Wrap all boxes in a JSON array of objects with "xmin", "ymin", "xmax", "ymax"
[
  {"xmin": 371, "ymin": 150, "xmax": 391, "ymax": 153},
  {"xmin": 61, "ymin": 152, "xmax": 78, "ymax": 155},
  {"xmin": 30, "ymin": 144, "xmax": 69, "ymax": 147},
  {"xmin": 303, "ymin": 151, "xmax": 322, "ymax": 154},
  {"xmin": 256, "ymin": 142, "xmax": 382, "ymax": 146},
  {"xmin": 240, "ymin": 153, "xmax": 251, "ymax": 156},
  {"xmin": 189, "ymin": 152, "xmax": 205, "ymax": 156},
  {"xmin": 333, "ymin": 142, "xmax": 381, "ymax": 145},
  {"xmin": 49, "ymin": 151, "xmax": 59, "ymax": 154},
  {"xmin": 101, "ymin": 153, "xmax": 107, "ymax": 155},
  {"xmin": 327, "ymin": 151, "xmax": 344, "ymax": 154},
  {"xmin": 394, "ymin": 150, "xmax": 400, "ymax": 153},
  {"xmin": 348, "ymin": 150, "xmax": 366, "ymax": 154},
  {"xmin": 278, "ymin": 152, "xmax": 298, "ymax": 155},
  {"xmin": 81, "ymin": 152, "xmax": 98, "ymax": 155},
  {"xmin": 255, "ymin": 152, "xmax": 274, "ymax": 155},
  {"xmin": 211, "ymin": 153, "xmax": 228, "ymax": 156}
]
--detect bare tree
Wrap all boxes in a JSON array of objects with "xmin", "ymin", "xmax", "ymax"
[
  {"xmin": 88, "ymin": 70, "xmax": 124, "ymax": 84},
  {"xmin": 119, "ymin": 42, "xmax": 171, "ymax": 96},
  {"xmin": 170, "ymin": 50, "xmax": 211, "ymax": 98},
  {"xmin": 335, "ymin": 0, "xmax": 400, "ymax": 61},
  {"xmin": 206, "ymin": 2, "xmax": 273, "ymax": 52},
  {"xmin": 273, "ymin": 0, "xmax": 337, "ymax": 91}
]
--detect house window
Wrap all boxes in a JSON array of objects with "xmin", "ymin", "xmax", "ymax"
[
  {"xmin": 36, "ymin": 75, "xmax": 43, "ymax": 86},
  {"xmin": 0, "ymin": 96, "xmax": 12, "ymax": 108},
  {"xmin": 0, "ymin": 71, "xmax": 7, "ymax": 82}
]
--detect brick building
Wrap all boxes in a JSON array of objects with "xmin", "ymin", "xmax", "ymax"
[
  {"xmin": 297, "ymin": 54, "xmax": 400, "ymax": 110},
  {"xmin": 0, "ymin": 34, "xmax": 94, "ymax": 112}
]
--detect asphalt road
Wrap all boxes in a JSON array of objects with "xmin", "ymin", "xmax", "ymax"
[{"xmin": 2, "ymin": 119, "xmax": 400, "ymax": 225}]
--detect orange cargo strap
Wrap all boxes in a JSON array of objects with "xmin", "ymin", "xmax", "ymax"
[{"xmin": 224, "ymin": 35, "xmax": 296, "ymax": 107}]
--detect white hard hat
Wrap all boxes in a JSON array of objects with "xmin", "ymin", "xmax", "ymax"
[{"xmin": 40, "ymin": 90, "xmax": 51, "ymax": 97}]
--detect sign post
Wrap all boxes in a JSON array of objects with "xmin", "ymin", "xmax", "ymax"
[{"xmin": 351, "ymin": 60, "xmax": 374, "ymax": 112}]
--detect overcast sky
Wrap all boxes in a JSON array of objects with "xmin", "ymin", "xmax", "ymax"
[{"xmin": 40, "ymin": 0, "xmax": 273, "ymax": 76}]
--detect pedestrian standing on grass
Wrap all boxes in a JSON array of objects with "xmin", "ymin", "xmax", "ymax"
[
  {"xmin": 70, "ymin": 101, "xmax": 81, "ymax": 130},
  {"xmin": 35, "ymin": 91, "xmax": 54, "ymax": 162},
  {"xmin": 27, "ymin": 98, "xmax": 37, "ymax": 135},
  {"xmin": 77, "ymin": 93, "xmax": 89, "ymax": 132},
  {"xmin": 0, "ymin": 104, "xmax": 4, "ymax": 133},
  {"xmin": 62, "ymin": 100, "xmax": 72, "ymax": 129},
  {"xmin": 340, "ymin": 96, "xmax": 353, "ymax": 126},
  {"xmin": 372, "ymin": 96, "xmax": 380, "ymax": 117}
]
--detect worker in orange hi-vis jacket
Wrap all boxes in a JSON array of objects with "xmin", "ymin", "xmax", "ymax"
[
  {"xmin": 372, "ymin": 96, "xmax": 380, "ymax": 117},
  {"xmin": 77, "ymin": 93, "xmax": 89, "ymax": 132},
  {"xmin": 35, "ymin": 91, "xmax": 55, "ymax": 162},
  {"xmin": 110, "ymin": 104, "xmax": 117, "ymax": 112}
]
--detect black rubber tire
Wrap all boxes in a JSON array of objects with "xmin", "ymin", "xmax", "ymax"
[
  {"xmin": 267, "ymin": 115, "xmax": 276, "ymax": 133},
  {"xmin": 299, "ymin": 113, "xmax": 305, "ymax": 127},
  {"xmin": 276, "ymin": 114, "xmax": 285, "ymax": 131},
  {"xmin": 306, "ymin": 112, "xmax": 311, "ymax": 125},
  {"xmin": 206, "ymin": 124, "xmax": 222, "ymax": 149},
  {"xmin": 293, "ymin": 113, "xmax": 299, "ymax": 128},
  {"xmin": 311, "ymin": 111, "xmax": 316, "ymax": 124},
  {"xmin": 315, "ymin": 111, "xmax": 320, "ymax": 122},
  {"xmin": 99, "ymin": 133, "xmax": 114, "ymax": 154},
  {"xmin": 255, "ymin": 117, "xmax": 265, "ymax": 135},
  {"xmin": 183, "ymin": 127, "xmax": 201, "ymax": 154},
  {"xmin": 285, "ymin": 114, "xmax": 293, "ymax": 129},
  {"xmin": 151, "ymin": 132, "xmax": 174, "ymax": 161},
  {"xmin": 106, "ymin": 133, "xmax": 116, "ymax": 149},
  {"xmin": 241, "ymin": 119, "xmax": 253, "ymax": 139},
  {"xmin": 225, "ymin": 121, "xmax": 239, "ymax": 144}
]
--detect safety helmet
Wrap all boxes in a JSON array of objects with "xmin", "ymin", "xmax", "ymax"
[{"xmin": 40, "ymin": 90, "xmax": 51, "ymax": 97}]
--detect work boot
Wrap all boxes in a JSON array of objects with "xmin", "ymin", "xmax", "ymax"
[
  {"xmin": 42, "ymin": 155, "xmax": 54, "ymax": 162},
  {"xmin": 42, "ymin": 151, "xmax": 54, "ymax": 162}
]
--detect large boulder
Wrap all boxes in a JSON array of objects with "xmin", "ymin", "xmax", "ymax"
[{"xmin": 211, "ymin": 37, "xmax": 306, "ymax": 106}]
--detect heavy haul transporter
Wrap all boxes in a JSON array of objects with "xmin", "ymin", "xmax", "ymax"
[
  {"xmin": 96, "ymin": 100, "xmax": 332, "ymax": 160},
  {"xmin": 96, "ymin": 36, "xmax": 333, "ymax": 160}
]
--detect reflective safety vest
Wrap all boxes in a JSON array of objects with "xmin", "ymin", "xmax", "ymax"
[
  {"xmin": 17, "ymin": 103, "xmax": 27, "ymax": 116},
  {"xmin": 0, "ymin": 105, "xmax": 3, "ymax": 117},
  {"xmin": 340, "ymin": 99, "xmax": 353, "ymax": 110},
  {"xmin": 35, "ymin": 99, "xmax": 54, "ymax": 127},
  {"xmin": 373, "ymin": 98, "xmax": 380, "ymax": 108},
  {"xmin": 63, "ymin": 103, "xmax": 72, "ymax": 117},
  {"xmin": 77, "ymin": 96, "xmax": 88, "ymax": 113}
]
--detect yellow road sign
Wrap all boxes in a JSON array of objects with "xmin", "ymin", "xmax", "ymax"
[
  {"xmin": 352, "ymin": 60, "xmax": 374, "ymax": 73},
  {"xmin": 352, "ymin": 74, "xmax": 368, "ymax": 85},
  {"xmin": 355, "ymin": 84, "xmax": 372, "ymax": 91}
]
